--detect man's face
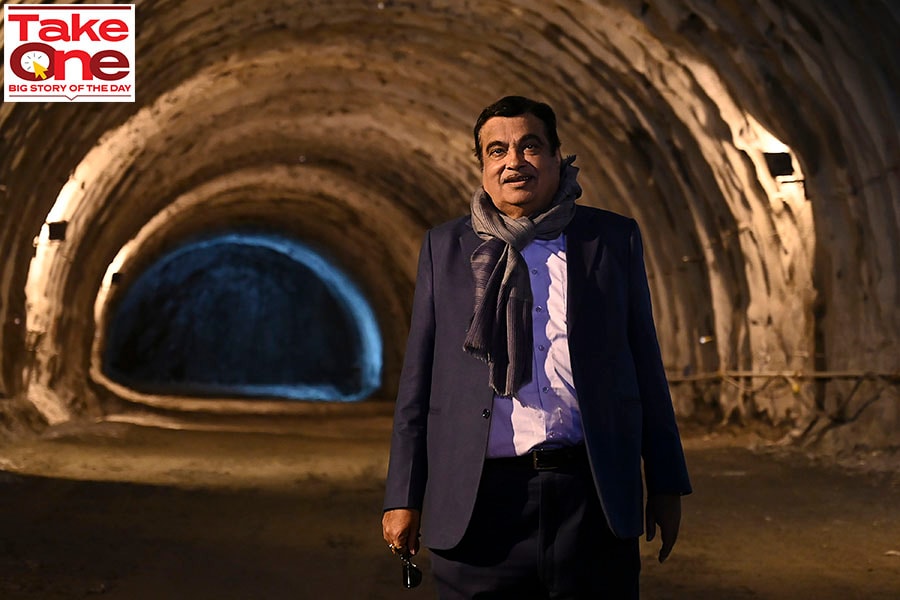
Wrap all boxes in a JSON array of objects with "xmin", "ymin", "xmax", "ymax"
[{"xmin": 479, "ymin": 114, "xmax": 561, "ymax": 219}]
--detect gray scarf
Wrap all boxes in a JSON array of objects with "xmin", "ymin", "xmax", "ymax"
[{"xmin": 464, "ymin": 155, "xmax": 581, "ymax": 396}]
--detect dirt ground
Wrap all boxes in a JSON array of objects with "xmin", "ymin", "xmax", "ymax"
[{"xmin": 0, "ymin": 405, "xmax": 897, "ymax": 599}]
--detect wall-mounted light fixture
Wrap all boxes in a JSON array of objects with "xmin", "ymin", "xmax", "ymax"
[
  {"xmin": 763, "ymin": 151, "xmax": 806, "ymax": 194},
  {"xmin": 47, "ymin": 221, "xmax": 68, "ymax": 241},
  {"xmin": 763, "ymin": 152, "xmax": 793, "ymax": 178}
]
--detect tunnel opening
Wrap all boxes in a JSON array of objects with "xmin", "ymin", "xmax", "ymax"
[{"xmin": 100, "ymin": 233, "xmax": 382, "ymax": 403}]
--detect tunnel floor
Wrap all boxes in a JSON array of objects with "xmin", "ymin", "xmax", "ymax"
[{"xmin": 0, "ymin": 408, "xmax": 898, "ymax": 599}]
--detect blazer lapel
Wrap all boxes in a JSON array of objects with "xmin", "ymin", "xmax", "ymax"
[
  {"xmin": 458, "ymin": 218, "xmax": 482, "ymax": 258},
  {"xmin": 458, "ymin": 218, "xmax": 482, "ymax": 296},
  {"xmin": 456, "ymin": 220, "xmax": 496, "ymax": 405},
  {"xmin": 565, "ymin": 206, "xmax": 601, "ymax": 334}
]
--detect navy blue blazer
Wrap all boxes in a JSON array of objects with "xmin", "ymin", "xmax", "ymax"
[{"xmin": 384, "ymin": 205, "xmax": 692, "ymax": 550}]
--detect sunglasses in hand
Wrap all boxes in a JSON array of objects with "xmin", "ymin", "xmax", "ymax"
[{"xmin": 398, "ymin": 550, "xmax": 422, "ymax": 589}]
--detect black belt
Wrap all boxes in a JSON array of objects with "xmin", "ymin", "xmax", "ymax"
[{"xmin": 487, "ymin": 445, "xmax": 587, "ymax": 471}]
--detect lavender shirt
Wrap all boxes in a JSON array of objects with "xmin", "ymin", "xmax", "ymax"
[{"xmin": 485, "ymin": 234, "xmax": 584, "ymax": 458}]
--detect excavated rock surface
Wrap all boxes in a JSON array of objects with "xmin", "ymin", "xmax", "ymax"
[{"xmin": 0, "ymin": 1, "xmax": 897, "ymax": 453}]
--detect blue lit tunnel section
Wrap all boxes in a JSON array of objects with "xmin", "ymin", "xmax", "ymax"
[{"xmin": 102, "ymin": 233, "xmax": 382, "ymax": 402}]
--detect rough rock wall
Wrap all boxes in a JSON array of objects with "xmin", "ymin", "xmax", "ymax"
[{"xmin": 0, "ymin": 0, "xmax": 897, "ymax": 451}]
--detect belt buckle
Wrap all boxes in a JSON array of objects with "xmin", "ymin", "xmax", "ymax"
[{"xmin": 532, "ymin": 448, "xmax": 557, "ymax": 471}]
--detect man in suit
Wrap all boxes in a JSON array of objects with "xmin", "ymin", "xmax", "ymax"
[{"xmin": 382, "ymin": 95, "xmax": 691, "ymax": 598}]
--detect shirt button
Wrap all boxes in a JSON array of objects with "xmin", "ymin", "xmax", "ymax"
[
  {"xmin": 538, "ymin": 344, "xmax": 546, "ymax": 351},
  {"xmin": 482, "ymin": 409, "xmax": 491, "ymax": 419},
  {"xmin": 542, "ymin": 386, "xmax": 549, "ymax": 393},
  {"xmin": 535, "ymin": 306, "xmax": 543, "ymax": 313},
  {"xmin": 531, "ymin": 269, "xmax": 538, "ymax": 275}
]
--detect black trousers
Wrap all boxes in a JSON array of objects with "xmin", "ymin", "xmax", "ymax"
[{"xmin": 430, "ymin": 453, "xmax": 640, "ymax": 599}]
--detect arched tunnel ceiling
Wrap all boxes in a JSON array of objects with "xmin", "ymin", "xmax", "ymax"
[{"xmin": 0, "ymin": 1, "xmax": 898, "ymax": 452}]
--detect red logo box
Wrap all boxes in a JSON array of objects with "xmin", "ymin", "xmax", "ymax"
[{"xmin": 4, "ymin": 4, "xmax": 135, "ymax": 103}]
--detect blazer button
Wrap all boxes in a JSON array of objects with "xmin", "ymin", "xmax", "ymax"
[{"xmin": 482, "ymin": 409, "xmax": 491, "ymax": 419}]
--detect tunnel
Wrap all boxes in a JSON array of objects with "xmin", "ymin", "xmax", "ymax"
[
  {"xmin": 0, "ymin": 0, "xmax": 898, "ymax": 459},
  {"xmin": 100, "ymin": 233, "xmax": 381, "ymax": 402}
]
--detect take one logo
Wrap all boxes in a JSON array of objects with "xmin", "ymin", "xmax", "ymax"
[{"xmin": 4, "ymin": 4, "xmax": 135, "ymax": 103}]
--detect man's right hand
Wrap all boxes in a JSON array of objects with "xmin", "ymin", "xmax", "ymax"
[{"xmin": 382, "ymin": 508, "xmax": 422, "ymax": 556}]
